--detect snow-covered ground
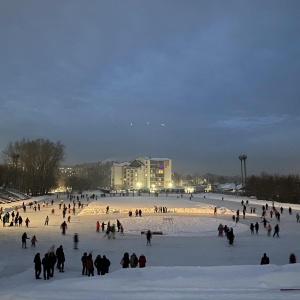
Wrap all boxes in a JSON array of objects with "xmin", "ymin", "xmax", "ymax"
[{"xmin": 1, "ymin": 192, "xmax": 300, "ymax": 299}]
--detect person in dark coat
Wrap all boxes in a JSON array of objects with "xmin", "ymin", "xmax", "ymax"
[
  {"xmin": 273, "ymin": 224, "xmax": 280, "ymax": 238},
  {"xmin": 48, "ymin": 251, "xmax": 56, "ymax": 277},
  {"xmin": 86, "ymin": 253, "xmax": 94, "ymax": 276},
  {"xmin": 42, "ymin": 253, "xmax": 50, "ymax": 280},
  {"xmin": 73, "ymin": 233, "xmax": 79, "ymax": 249},
  {"xmin": 81, "ymin": 252, "xmax": 88, "ymax": 275},
  {"xmin": 146, "ymin": 230, "xmax": 152, "ymax": 245},
  {"xmin": 102, "ymin": 255, "xmax": 111, "ymax": 274},
  {"xmin": 22, "ymin": 232, "xmax": 29, "ymax": 248},
  {"xmin": 260, "ymin": 218, "xmax": 269, "ymax": 228},
  {"xmin": 56, "ymin": 245, "xmax": 65, "ymax": 272},
  {"xmin": 130, "ymin": 253, "xmax": 138, "ymax": 268},
  {"xmin": 25, "ymin": 217, "xmax": 30, "ymax": 227},
  {"xmin": 120, "ymin": 252, "xmax": 130, "ymax": 268},
  {"xmin": 138, "ymin": 254, "xmax": 147, "ymax": 268},
  {"xmin": 289, "ymin": 253, "xmax": 297, "ymax": 264},
  {"xmin": 227, "ymin": 228, "xmax": 234, "ymax": 245},
  {"xmin": 60, "ymin": 221, "xmax": 67, "ymax": 235},
  {"xmin": 261, "ymin": 253, "xmax": 270, "ymax": 265},
  {"xmin": 94, "ymin": 255, "xmax": 103, "ymax": 275},
  {"xmin": 33, "ymin": 253, "xmax": 42, "ymax": 279}
]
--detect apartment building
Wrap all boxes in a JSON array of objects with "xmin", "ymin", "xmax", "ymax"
[{"xmin": 111, "ymin": 157, "xmax": 172, "ymax": 191}]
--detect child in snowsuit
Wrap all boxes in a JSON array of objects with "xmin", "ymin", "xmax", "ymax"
[{"xmin": 31, "ymin": 235, "xmax": 37, "ymax": 247}]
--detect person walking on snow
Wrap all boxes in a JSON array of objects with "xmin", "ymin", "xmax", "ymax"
[
  {"xmin": 266, "ymin": 224, "xmax": 272, "ymax": 237},
  {"xmin": 31, "ymin": 235, "xmax": 37, "ymax": 247},
  {"xmin": 261, "ymin": 218, "xmax": 269, "ymax": 228},
  {"xmin": 101, "ymin": 222, "xmax": 106, "ymax": 232},
  {"xmin": 227, "ymin": 228, "xmax": 235, "ymax": 245},
  {"xmin": 273, "ymin": 224, "xmax": 280, "ymax": 238},
  {"xmin": 25, "ymin": 217, "xmax": 30, "ymax": 227},
  {"xmin": 146, "ymin": 230, "xmax": 152, "ymax": 245},
  {"xmin": 22, "ymin": 232, "xmax": 29, "ymax": 248},
  {"xmin": 96, "ymin": 221, "xmax": 100, "ymax": 232},
  {"xmin": 60, "ymin": 221, "xmax": 67, "ymax": 235},
  {"xmin": 73, "ymin": 233, "xmax": 79, "ymax": 249},
  {"xmin": 33, "ymin": 253, "xmax": 42, "ymax": 279}
]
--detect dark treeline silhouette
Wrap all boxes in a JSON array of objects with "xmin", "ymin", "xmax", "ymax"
[
  {"xmin": 63, "ymin": 162, "xmax": 112, "ymax": 192},
  {"xmin": 246, "ymin": 173, "xmax": 300, "ymax": 204},
  {"xmin": 1, "ymin": 138, "xmax": 64, "ymax": 196}
]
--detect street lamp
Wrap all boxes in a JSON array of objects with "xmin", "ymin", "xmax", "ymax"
[{"xmin": 12, "ymin": 153, "xmax": 20, "ymax": 189}]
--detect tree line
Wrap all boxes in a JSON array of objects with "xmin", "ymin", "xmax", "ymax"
[
  {"xmin": 62, "ymin": 162, "xmax": 112, "ymax": 192},
  {"xmin": 1, "ymin": 138, "xmax": 299, "ymax": 201},
  {"xmin": 0, "ymin": 138, "xmax": 112, "ymax": 195},
  {"xmin": 0, "ymin": 138, "xmax": 64, "ymax": 196},
  {"xmin": 246, "ymin": 173, "xmax": 300, "ymax": 204}
]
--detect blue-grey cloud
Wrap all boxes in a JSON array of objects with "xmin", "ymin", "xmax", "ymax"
[{"xmin": 0, "ymin": 0, "xmax": 300, "ymax": 176}]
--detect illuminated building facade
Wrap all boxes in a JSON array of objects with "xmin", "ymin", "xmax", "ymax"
[{"xmin": 111, "ymin": 157, "xmax": 172, "ymax": 191}]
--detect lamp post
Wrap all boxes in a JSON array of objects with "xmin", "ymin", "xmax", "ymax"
[
  {"xmin": 239, "ymin": 155, "xmax": 244, "ymax": 189},
  {"xmin": 12, "ymin": 153, "xmax": 20, "ymax": 189},
  {"xmin": 238, "ymin": 154, "xmax": 247, "ymax": 189}
]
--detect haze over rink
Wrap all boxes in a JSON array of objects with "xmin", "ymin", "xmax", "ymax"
[{"xmin": 1, "ymin": 192, "xmax": 300, "ymax": 299}]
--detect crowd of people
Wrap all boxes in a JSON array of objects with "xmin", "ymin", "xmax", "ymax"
[
  {"xmin": 2, "ymin": 192, "xmax": 300, "ymax": 283},
  {"xmin": 216, "ymin": 197, "xmax": 299, "ymax": 248}
]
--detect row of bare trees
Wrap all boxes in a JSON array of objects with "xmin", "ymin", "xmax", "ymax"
[
  {"xmin": 62, "ymin": 162, "xmax": 112, "ymax": 192},
  {"xmin": 246, "ymin": 173, "xmax": 300, "ymax": 204},
  {"xmin": 1, "ymin": 138, "xmax": 65, "ymax": 196}
]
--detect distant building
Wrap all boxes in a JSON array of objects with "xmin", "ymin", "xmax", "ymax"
[{"xmin": 111, "ymin": 157, "xmax": 172, "ymax": 191}]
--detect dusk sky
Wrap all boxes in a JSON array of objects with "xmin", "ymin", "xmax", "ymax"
[{"xmin": 1, "ymin": 1, "xmax": 300, "ymax": 176}]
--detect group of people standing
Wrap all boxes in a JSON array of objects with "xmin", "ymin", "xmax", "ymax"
[
  {"xmin": 33, "ymin": 245, "xmax": 65, "ymax": 280},
  {"xmin": 81, "ymin": 252, "xmax": 111, "ymax": 276},
  {"xmin": 217, "ymin": 224, "xmax": 234, "ymax": 245},
  {"xmin": 2, "ymin": 210, "xmax": 30, "ymax": 227},
  {"xmin": 120, "ymin": 252, "xmax": 147, "ymax": 268}
]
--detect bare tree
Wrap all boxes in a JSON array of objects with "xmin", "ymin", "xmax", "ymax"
[{"xmin": 2, "ymin": 138, "xmax": 65, "ymax": 195}]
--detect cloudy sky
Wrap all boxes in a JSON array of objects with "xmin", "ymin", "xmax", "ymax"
[{"xmin": 0, "ymin": 1, "xmax": 299, "ymax": 175}]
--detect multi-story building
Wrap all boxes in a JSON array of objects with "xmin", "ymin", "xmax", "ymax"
[{"xmin": 111, "ymin": 157, "xmax": 172, "ymax": 191}]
